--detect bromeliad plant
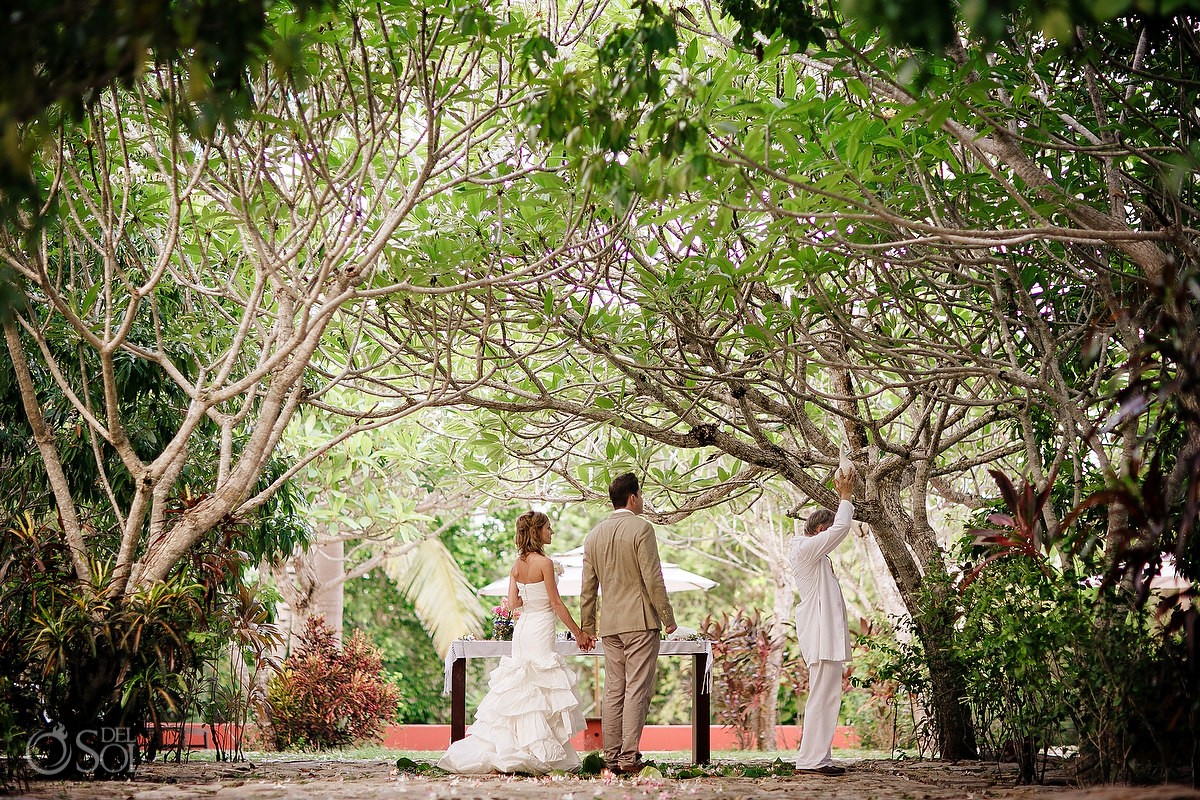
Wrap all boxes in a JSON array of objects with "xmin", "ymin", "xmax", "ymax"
[
  {"xmin": 4, "ymin": 514, "xmax": 213, "ymax": 777},
  {"xmin": 266, "ymin": 616, "xmax": 400, "ymax": 750},
  {"xmin": 2, "ymin": 497, "xmax": 293, "ymax": 777},
  {"xmin": 702, "ymin": 608, "xmax": 780, "ymax": 750}
]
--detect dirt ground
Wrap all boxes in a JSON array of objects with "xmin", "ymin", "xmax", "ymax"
[{"xmin": 10, "ymin": 757, "xmax": 1200, "ymax": 800}]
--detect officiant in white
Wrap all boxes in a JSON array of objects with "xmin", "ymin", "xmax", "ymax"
[{"xmin": 790, "ymin": 466, "xmax": 857, "ymax": 776}]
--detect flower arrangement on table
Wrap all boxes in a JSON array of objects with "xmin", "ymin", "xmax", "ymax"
[
  {"xmin": 490, "ymin": 597, "xmax": 515, "ymax": 640},
  {"xmin": 665, "ymin": 625, "xmax": 706, "ymax": 641}
]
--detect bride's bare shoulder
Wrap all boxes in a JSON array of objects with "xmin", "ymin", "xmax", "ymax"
[
  {"xmin": 512, "ymin": 553, "xmax": 550, "ymax": 581},
  {"xmin": 525, "ymin": 552, "xmax": 552, "ymax": 568}
]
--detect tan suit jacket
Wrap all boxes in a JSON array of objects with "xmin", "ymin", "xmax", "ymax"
[{"xmin": 580, "ymin": 510, "xmax": 675, "ymax": 637}]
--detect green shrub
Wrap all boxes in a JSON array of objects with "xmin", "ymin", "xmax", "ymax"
[
  {"xmin": 846, "ymin": 618, "xmax": 919, "ymax": 751},
  {"xmin": 871, "ymin": 544, "xmax": 1187, "ymax": 784},
  {"xmin": 2, "ymin": 515, "xmax": 220, "ymax": 776},
  {"xmin": 266, "ymin": 616, "xmax": 400, "ymax": 750}
]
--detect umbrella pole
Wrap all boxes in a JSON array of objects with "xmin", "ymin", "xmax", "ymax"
[{"xmin": 593, "ymin": 656, "xmax": 602, "ymax": 715}]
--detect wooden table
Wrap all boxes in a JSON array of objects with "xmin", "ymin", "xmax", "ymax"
[{"xmin": 442, "ymin": 639, "xmax": 713, "ymax": 764}]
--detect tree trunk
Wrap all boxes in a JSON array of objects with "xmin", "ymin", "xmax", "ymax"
[
  {"xmin": 863, "ymin": 486, "xmax": 979, "ymax": 759},
  {"xmin": 759, "ymin": 575, "xmax": 795, "ymax": 750},
  {"xmin": 914, "ymin": 597, "xmax": 979, "ymax": 760},
  {"xmin": 312, "ymin": 538, "xmax": 346, "ymax": 642},
  {"xmin": 271, "ymin": 536, "xmax": 346, "ymax": 654}
]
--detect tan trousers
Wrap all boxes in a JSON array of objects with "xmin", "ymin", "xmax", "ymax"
[{"xmin": 600, "ymin": 629, "xmax": 660, "ymax": 769}]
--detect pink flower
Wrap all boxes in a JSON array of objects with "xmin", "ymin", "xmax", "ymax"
[{"xmin": 492, "ymin": 597, "xmax": 513, "ymax": 621}]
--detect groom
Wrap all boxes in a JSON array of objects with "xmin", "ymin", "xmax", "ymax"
[{"xmin": 580, "ymin": 473, "xmax": 676, "ymax": 775}]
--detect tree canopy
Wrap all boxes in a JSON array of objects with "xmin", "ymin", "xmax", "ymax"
[{"xmin": 1, "ymin": 0, "xmax": 1196, "ymax": 769}]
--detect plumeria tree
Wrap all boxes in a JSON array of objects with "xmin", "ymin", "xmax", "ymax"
[
  {"xmin": 275, "ymin": 405, "xmax": 490, "ymax": 655},
  {"xmin": 351, "ymin": 0, "xmax": 1197, "ymax": 758},
  {"xmin": 0, "ymin": 0, "xmax": 620, "ymax": 741}
]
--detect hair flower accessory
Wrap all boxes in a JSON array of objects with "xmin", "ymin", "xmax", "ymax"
[{"xmin": 552, "ymin": 559, "xmax": 565, "ymax": 577}]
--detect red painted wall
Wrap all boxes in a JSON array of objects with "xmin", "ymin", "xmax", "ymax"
[
  {"xmin": 169, "ymin": 722, "xmax": 860, "ymax": 752},
  {"xmin": 379, "ymin": 723, "xmax": 859, "ymax": 752}
]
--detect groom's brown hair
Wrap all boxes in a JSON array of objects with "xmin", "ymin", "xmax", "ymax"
[{"xmin": 609, "ymin": 473, "xmax": 640, "ymax": 508}]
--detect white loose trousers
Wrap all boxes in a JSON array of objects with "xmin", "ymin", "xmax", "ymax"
[{"xmin": 796, "ymin": 659, "xmax": 844, "ymax": 769}]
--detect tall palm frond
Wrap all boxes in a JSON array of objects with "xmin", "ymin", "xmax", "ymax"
[{"xmin": 383, "ymin": 538, "xmax": 485, "ymax": 656}]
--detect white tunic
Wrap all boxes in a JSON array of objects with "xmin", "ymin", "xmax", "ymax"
[{"xmin": 790, "ymin": 500, "xmax": 855, "ymax": 665}]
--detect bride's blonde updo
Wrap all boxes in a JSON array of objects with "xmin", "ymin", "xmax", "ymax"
[{"xmin": 515, "ymin": 511, "xmax": 549, "ymax": 559}]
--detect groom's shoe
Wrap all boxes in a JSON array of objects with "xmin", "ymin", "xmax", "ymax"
[
  {"xmin": 616, "ymin": 762, "xmax": 648, "ymax": 774},
  {"xmin": 797, "ymin": 764, "xmax": 846, "ymax": 776}
]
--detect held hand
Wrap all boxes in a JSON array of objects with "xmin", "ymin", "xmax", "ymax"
[
  {"xmin": 834, "ymin": 466, "xmax": 856, "ymax": 500},
  {"xmin": 576, "ymin": 633, "xmax": 595, "ymax": 651},
  {"xmin": 665, "ymin": 624, "xmax": 677, "ymax": 635}
]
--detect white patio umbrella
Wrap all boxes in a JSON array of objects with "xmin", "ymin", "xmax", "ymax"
[{"xmin": 476, "ymin": 546, "xmax": 717, "ymax": 596}]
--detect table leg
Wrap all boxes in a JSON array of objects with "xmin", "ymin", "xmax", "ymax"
[
  {"xmin": 692, "ymin": 652, "xmax": 710, "ymax": 764},
  {"xmin": 451, "ymin": 657, "xmax": 466, "ymax": 742}
]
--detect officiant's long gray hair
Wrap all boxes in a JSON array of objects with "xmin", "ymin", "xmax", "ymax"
[{"xmin": 515, "ymin": 511, "xmax": 550, "ymax": 558}]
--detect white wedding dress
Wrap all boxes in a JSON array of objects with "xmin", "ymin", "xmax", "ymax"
[{"xmin": 438, "ymin": 581, "xmax": 586, "ymax": 774}]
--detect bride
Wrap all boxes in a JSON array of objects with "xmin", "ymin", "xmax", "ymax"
[{"xmin": 438, "ymin": 511, "xmax": 596, "ymax": 774}]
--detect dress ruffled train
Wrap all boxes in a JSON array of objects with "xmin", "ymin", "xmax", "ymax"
[{"xmin": 438, "ymin": 583, "xmax": 585, "ymax": 774}]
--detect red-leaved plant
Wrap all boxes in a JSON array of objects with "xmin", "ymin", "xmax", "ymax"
[
  {"xmin": 702, "ymin": 609, "xmax": 776, "ymax": 749},
  {"xmin": 962, "ymin": 468, "xmax": 1061, "ymax": 588},
  {"xmin": 266, "ymin": 616, "xmax": 400, "ymax": 750}
]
